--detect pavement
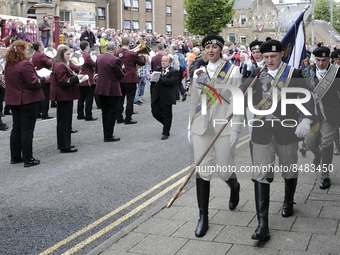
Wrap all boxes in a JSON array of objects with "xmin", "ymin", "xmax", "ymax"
[{"xmin": 87, "ymin": 141, "xmax": 340, "ymax": 255}]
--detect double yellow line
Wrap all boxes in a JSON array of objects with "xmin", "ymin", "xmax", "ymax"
[
  {"xmin": 39, "ymin": 166, "xmax": 191, "ymax": 255},
  {"xmin": 39, "ymin": 134, "xmax": 250, "ymax": 255}
]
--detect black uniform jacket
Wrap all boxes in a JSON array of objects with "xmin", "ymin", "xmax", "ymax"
[
  {"xmin": 152, "ymin": 66, "xmax": 180, "ymax": 105},
  {"xmin": 239, "ymin": 66, "xmax": 315, "ymax": 145}
]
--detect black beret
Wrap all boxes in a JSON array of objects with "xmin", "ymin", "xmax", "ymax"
[
  {"xmin": 266, "ymin": 37, "xmax": 272, "ymax": 41},
  {"xmin": 202, "ymin": 33, "xmax": 224, "ymax": 49},
  {"xmin": 331, "ymin": 49, "xmax": 340, "ymax": 59},
  {"xmin": 313, "ymin": 46, "xmax": 330, "ymax": 58},
  {"xmin": 250, "ymin": 40, "xmax": 263, "ymax": 51},
  {"xmin": 260, "ymin": 40, "xmax": 283, "ymax": 53}
]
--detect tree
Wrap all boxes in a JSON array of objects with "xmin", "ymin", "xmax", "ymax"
[
  {"xmin": 314, "ymin": 0, "xmax": 340, "ymax": 34},
  {"xmin": 184, "ymin": 0, "xmax": 235, "ymax": 36}
]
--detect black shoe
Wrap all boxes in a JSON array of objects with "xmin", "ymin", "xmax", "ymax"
[
  {"xmin": 161, "ymin": 135, "xmax": 169, "ymax": 140},
  {"xmin": 10, "ymin": 157, "xmax": 24, "ymax": 164},
  {"xmin": 125, "ymin": 119, "xmax": 137, "ymax": 124},
  {"xmin": 281, "ymin": 200, "xmax": 296, "ymax": 217},
  {"xmin": 104, "ymin": 136, "xmax": 120, "ymax": 142},
  {"xmin": 37, "ymin": 113, "xmax": 42, "ymax": 118},
  {"xmin": 4, "ymin": 110, "xmax": 12, "ymax": 115},
  {"xmin": 41, "ymin": 115, "xmax": 53, "ymax": 120},
  {"xmin": 58, "ymin": 145, "xmax": 75, "ymax": 150},
  {"xmin": 252, "ymin": 225, "xmax": 270, "ymax": 241},
  {"xmin": 320, "ymin": 178, "xmax": 331, "ymax": 189},
  {"xmin": 51, "ymin": 102, "xmax": 57, "ymax": 108},
  {"xmin": 60, "ymin": 147, "xmax": 78, "ymax": 153},
  {"xmin": 77, "ymin": 116, "xmax": 85, "ymax": 120},
  {"xmin": 182, "ymin": 92, "xmax": 187, "ymax": 102},
  {"xmin": 0, "ymin": 124, "xmax": 9, "ymax": 131},
  {"xmin": 134, "ymin": 101, "xmax": 142, "ymax": 106},
  {"xmin": 85, "ymin": 116, "xmax": 98, "ymax": 121},
  {"xmin": 71, "ymin": 129, "xmax": 78, "ymax": 133},
  {"xmin": 117, "ymin": 119, "xmax": 125, "ymax": 124},
  {"xmin": 24, "ymin": 158, "xmax": 40, "ymax": 167}
]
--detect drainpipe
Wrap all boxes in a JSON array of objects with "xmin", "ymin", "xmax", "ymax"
[{"xmin": 106, "ymin": 1, "xmax": 109, "ymax": 28}]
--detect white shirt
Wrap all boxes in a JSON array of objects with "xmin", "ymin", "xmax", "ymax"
[{"xmin": 207, "ymin": 58, "xmax": 223, "ymax": 79}]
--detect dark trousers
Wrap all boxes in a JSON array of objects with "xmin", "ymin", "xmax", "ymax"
[
  {"xmin": 176, "ymin": 71, "xmax": 185, "ymax": 100},
  {"xmin": 56, "ymin": 100, "xmax": 73, "ymax": 150},
  {"xmin": 99, "ymin": 95, "xmax": 119, "ymax": 139},
  {"xmin": 9, "ymin": 102, "xmax": 39, "ymax": 161},
  {"xmin": 94, "ymin": 94, "xmax": 101, "ymax": 109},
  {"xmin": 77, "ymin": 85, "xmax": 95, "ymax": 118},
  {"xmin": 151, "ymin": 98, "xmax": 173, "ymax": 136},
  {"xmin": 117, "ymin": 82, "xmax": 136, "ymax": 121},
  {"xmin": 39, "ymin": 83, "xmax": 51, "ymax": 117},
  {"xmin": 0, "ymin": 87, "xmax": 5, "ymax": 112}
]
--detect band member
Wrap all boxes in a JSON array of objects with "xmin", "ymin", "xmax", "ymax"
[
  {"xmin": 116, "ymin": 37, "xmax": 145, "ymax": 124},
  {"xmin": 305, "ymin": 46, "xmax": 340, "ymax": 189},
  {"xmin": 149, "ymin": 43, "xmax": 164, "ymax": 98},
  {"xmin": 330, "ymin": 49, "xmax": 340, "ymax": 155},
  {"xmin": 189, "ymin": 34, "xmax": 242, "ymax": 237},
  {"xmin": 51, "ymin": 46, "xmax": 82, "ymax": 153},
  {"xmin": 77, "ymin": 41, "xmax": 97, "ymax": 121},
  {"xmin": 4, "ymin": 41, "xmax": 49, "ymax": 167},
  {"xmin": 31, "ymin": 41, "xmax": 53, "ymax": 119},
  {"xmin": 151, "ymin": 55, "xmax": 179, "ymax": 140},
  {"xmin": 240, "ymin": 40, "xmax": 315, "ymax": 241},
  {"xmin": 95, "ymin": 42, "xmax": 125, "ymax": 142}
]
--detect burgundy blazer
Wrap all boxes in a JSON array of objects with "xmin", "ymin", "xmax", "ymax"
[
  {"xmin": 5, "ymin": 60, "xmax": 44, "ymax": 105},
  {"xmin": 31, "ymin": 51, "xmax": 52, "ymax": 71},
  {"xmin": 80, "ymin": 51, "xmax": 96, "ymax": 86},
  {"xmin": 117, "ymin": 47, "xmax": 145, "ymax": 83},
  {"xmin": 50, "ymin": 62, "xmax": 80, "ymax": 101},
  {"xmin": 52, "ymin": 57, "xmax": 81, "ymax": 73},
  {"xmin": 151, "ymin": 54, "xmax": 163, "ymax": 72},
  {"xmin": 95, "ymin": 52, "xmax": 124, "ymax": 96}
]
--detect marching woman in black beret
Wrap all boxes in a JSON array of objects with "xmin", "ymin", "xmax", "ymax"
[{"xmin": 188, "ymin": 33, "xmax": 243, "ymax": 237}]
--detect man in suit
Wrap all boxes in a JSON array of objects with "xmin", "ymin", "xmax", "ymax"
[
  {"xmin": 80, "ymin": 25, "xmax": 95, "ymax": 54},
  {"xmin": 305, "ymin": 46, "xmax": 340, "ymax": 189},
  {"xmin": 31, "ymin": 41, "xmax": 53, "ymax": 119},
  {"xmin": 95, "ymin": 42, "xmax": 125, "ymax": 142},
  {"xmin": 151, "ymin": 55, "xmax": 179, "ymax": 140},
  {"xmin": 240, "ymin": 40, "xmax": 315, "ymax": 241},
  {"xmin": 116, "ymin": 37, "xmax": 145, "ymax": 124},
  {"xmin": 38, "ymin": 16, "xmax": 50, "ymax": 47},
  {"xmin": 77, "ymin": 41, "xmax": 97, "ymax": 121}
]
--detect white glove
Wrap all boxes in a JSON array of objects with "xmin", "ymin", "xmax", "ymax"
[
  {"xmin": 187, "ymin": 129, "xmax": 193, "ymax": 144},
  {"xmin": 295, "ymin": 118, "xmax": 312, "ymax": 138},
  {"xmin": 230, "ymin": 131, "xmax": 239, "ymax": 147}
]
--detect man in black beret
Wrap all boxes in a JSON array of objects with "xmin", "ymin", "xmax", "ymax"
[
  {"xmin": 305, "ymin": 46, "xmax": 340, "ymax": 189},
  {"xmin": 239, "ymin": 39, "xmax": 315, "ymax": 241},
  {"xmin": 331, "ymin": 49, "xmax": 340, "ymax": 66}
]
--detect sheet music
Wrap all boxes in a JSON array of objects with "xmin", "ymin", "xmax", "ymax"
[{"xmin": 150, "ymin": 71, "xmax": 161, "ymax": 82}]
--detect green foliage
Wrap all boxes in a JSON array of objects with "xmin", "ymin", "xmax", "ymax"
[
  {"xmin": 314, "ymin": 0, "xmax": 340, "ymax": 33},
  {"xmin": 184, "ymin": 0, "xmax": 235, "ymax": 36}
]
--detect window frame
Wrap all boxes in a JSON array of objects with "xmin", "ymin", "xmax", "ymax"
[
  {"xmin": 145, "ymin": 0, "xmax": 152, "ymax": 12},
  {"xmin": 59, "ymin": 11, "xmax": 71, "ymax": 27},
  {"xmin": 124, "ymin": 20, "xmax": 131, "ymax": 30},
  {"xmin": 240, "ymin": 13, "xmax": 246, "ymax": 27},
  {"xmin": 146, "ymin": 21, "xmax": 152, "ymax": 34},
  {"xmin": 133, "ymin": 21, "xmax": 139, "ymax": 32},
  {"xmin": 132, "ymin": 0, "xmax": 139, "ymax": 11},
  {"xmin": 124, "ymin": 0, "xmax": 131, "ymax": 11},
  {"xmin": 166, "ymin": 24, "xmax": 172, "ymax": 35},
  {"xmin": 166, "ymin": 6, "xmax": 171, "ymax": 16},
  {"xmin": 98, "ymin": 7, "xmax": 105, "ymax": 20},
  {"xmin": 240, "ymin": 36, "xmax": 246, "ymax": 43}
]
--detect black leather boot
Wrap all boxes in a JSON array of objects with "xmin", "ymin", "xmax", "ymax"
[
  {"xmin": 320, "ymin": 144, "xmax": 333, "ymax": 189},
  {"xmin": 282, "ymin": 178, "xmax": 297, "ymax": 217},
  {"xmin": 252, "ymin": 180, "xmax": 270, "ymax": 241},
  {"xmin": 225, "ymin": 172, "xmax": 240, "ymax": 210},
  {"xmin": 195, "ymin": 174, "xmax": 210, "ymax": 237}
]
